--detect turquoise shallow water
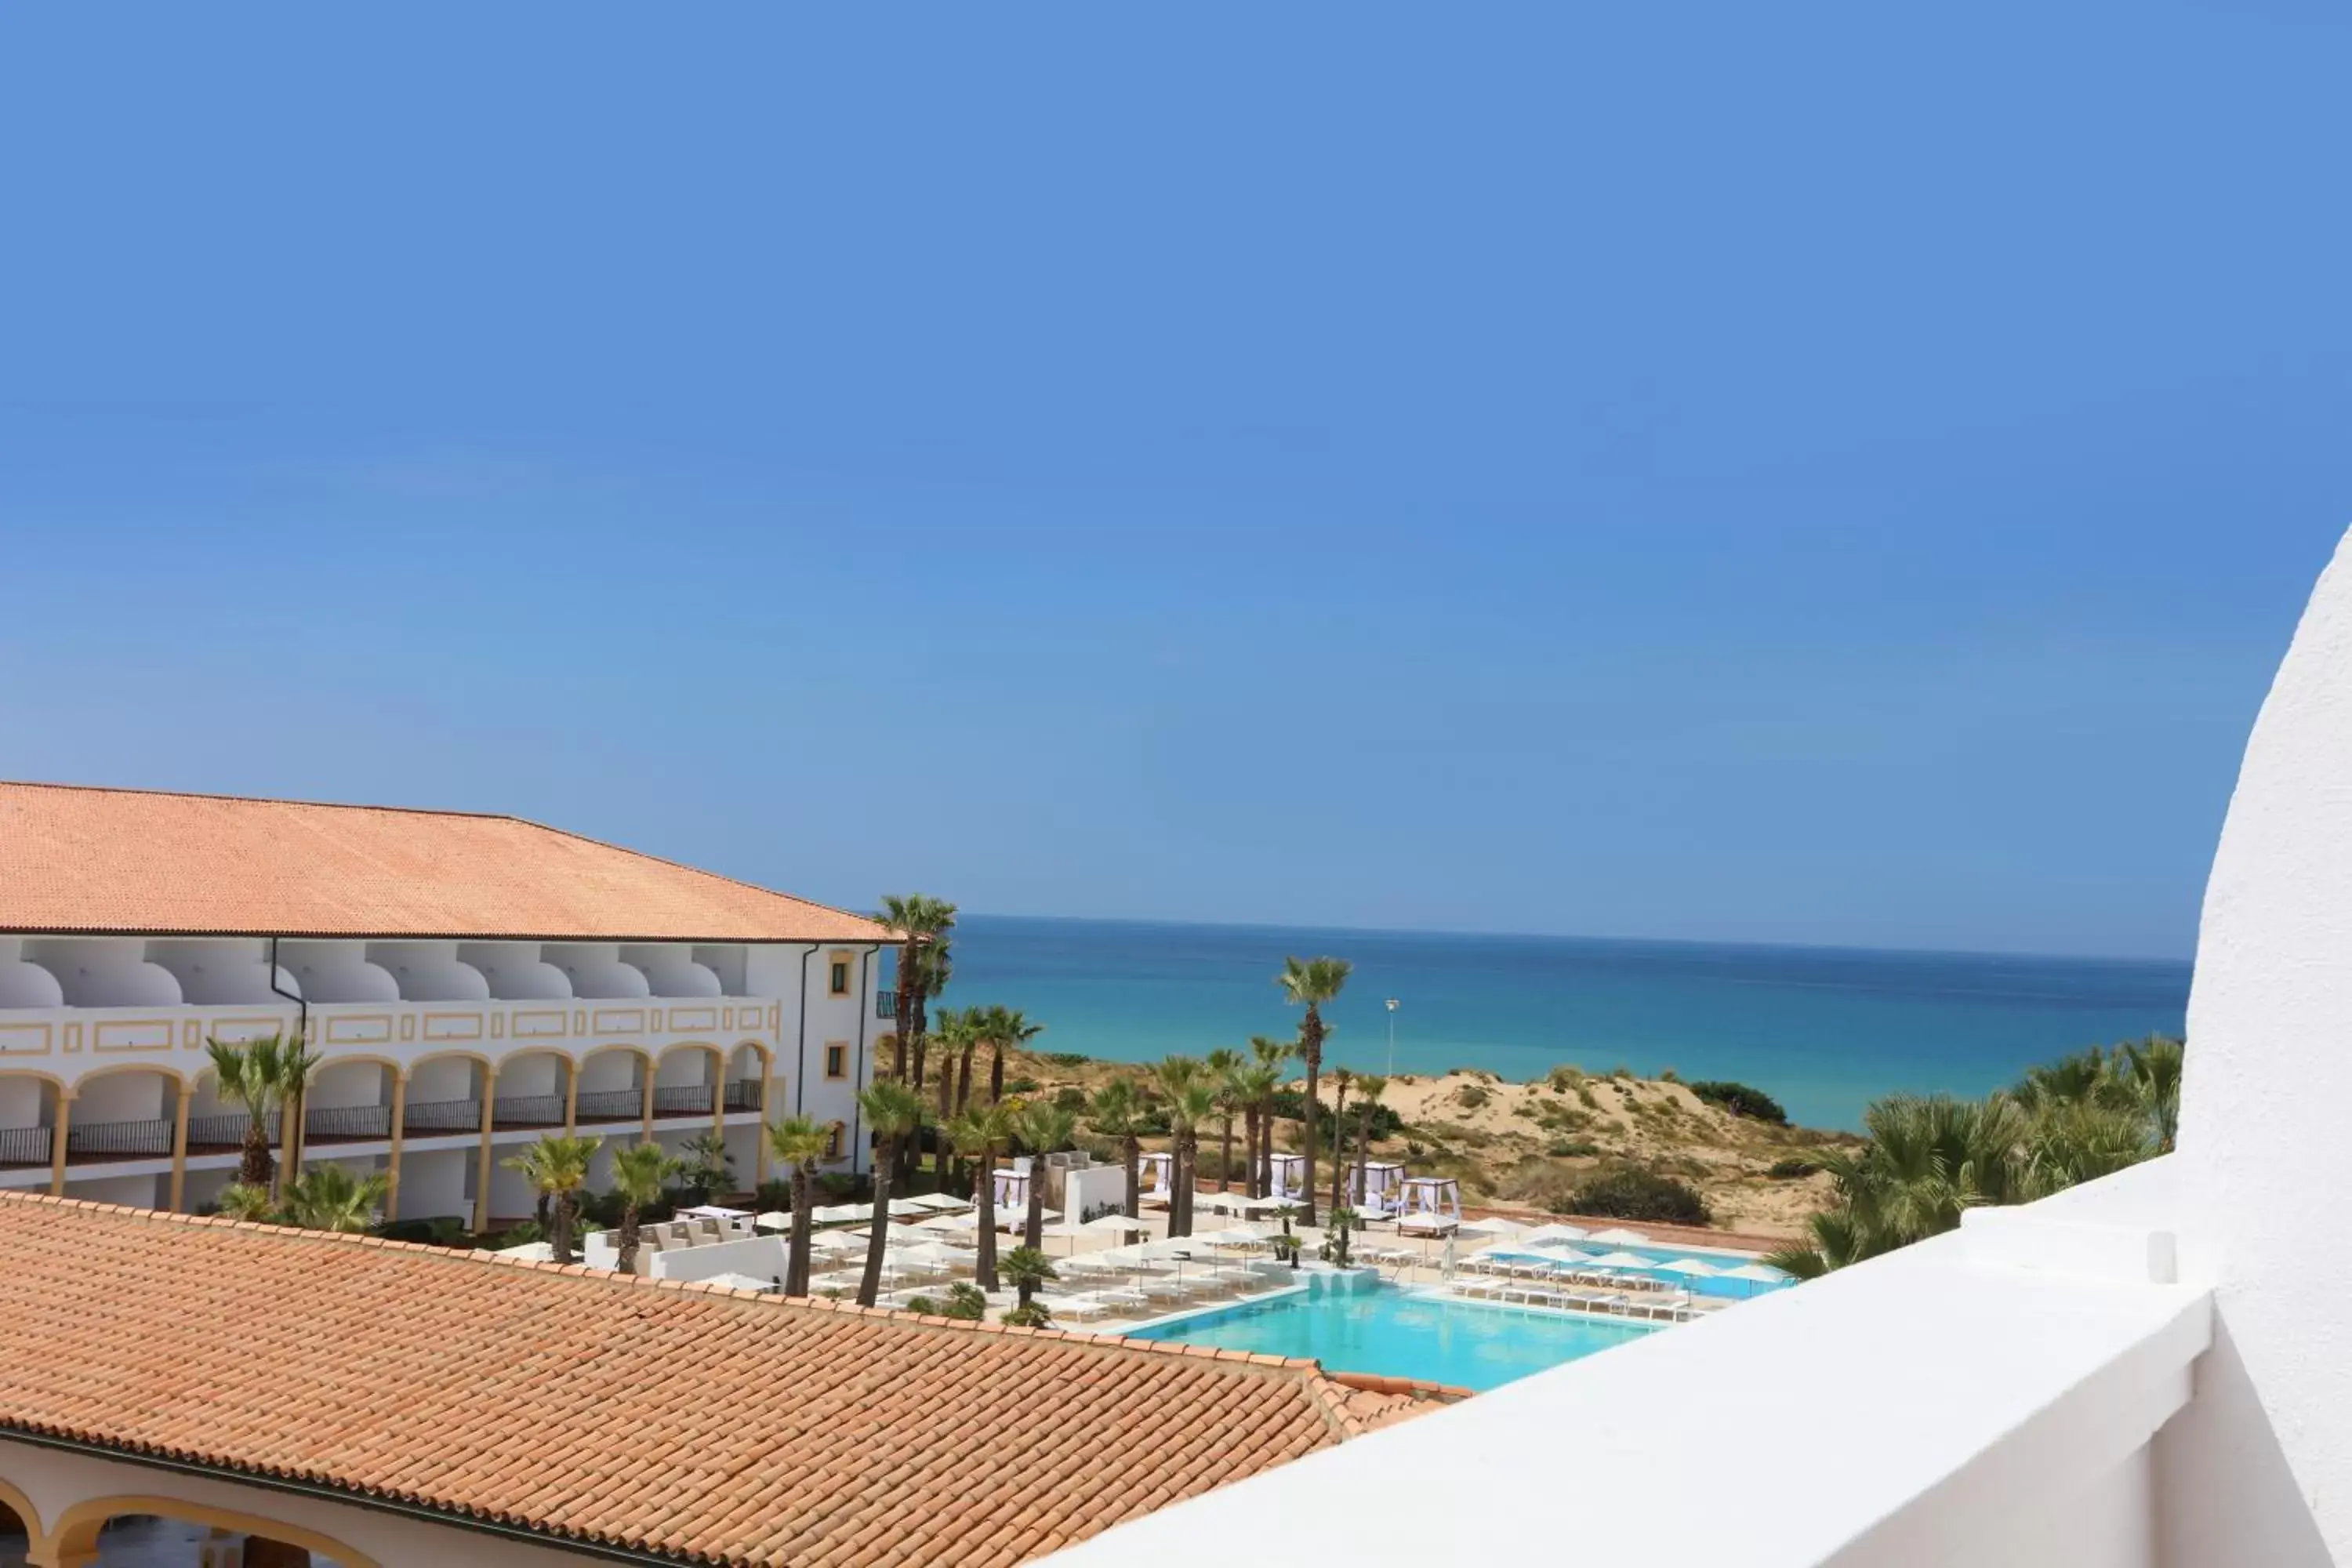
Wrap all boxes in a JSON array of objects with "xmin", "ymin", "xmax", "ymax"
[
  {"xmin": 1132, "ymin": 1285, "xmax": 1659, "ymax": 1391},
  {"xmin": 924, "ymin": 915, "xmax": 2191, "ymax": 1131}
]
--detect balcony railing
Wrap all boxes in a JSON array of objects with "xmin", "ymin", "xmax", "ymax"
[
  {"xmin": 67, "ymin": 1117, "xmax": 174, "ymax": 1161},
  {"xmin": 877, "ymin": 990, "xmax": 898, "ymax": 1018},
  {"xmin": 187, "ymin": 1110, "xmax": 277, "ymax": 1152},
  {"xmin": 574, "ymin": 1087, "xmax": 646, "ymax": 1123},
  {"xmin": 723, "ymin": 1079, "xmax": 764, "ymax": 1113},
  {"xmin": 652, "ymin": 1083, "xmax": 716, "ymax": 1118},
  {"xmin": 0, "ymin": 1126, "xmax": 53, "ymax": 1167},
  {"xmin": 304, "ymin": 1103, "xmax": 393, "ymax": 1143},
  {"xmin": 401, "ymin": 1098, "xmax": 483, "ymax": 1134},
  {"xmin": 491, "ymin": 1094, "xmax": 565, "ymax": 1130}
]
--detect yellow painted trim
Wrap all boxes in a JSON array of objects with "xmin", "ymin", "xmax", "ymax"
[
  {"xmin": 65, "ymin": 1061, "xmax": 188, "ymax": 1093},
  {"xmin": 47, "ymin": 1096, "xmax": 69, "ymax": 1196},
  {"xmin": 384, "ymin": 1073, "xmax": 408, "ymax": 1222},
  {"xmin": 825, "ymin": 1040, "xmax": 852, "ymax": 1081},
  {"xmin": 0, "ymin": 1474, "xmax": 43, "ymax": 1543},
  {"xmin": 472, "ymin": 1109, "xmax": 496, "ymax": 1233},
  {"xmin": 42, "ymin": 1494, "xmax": 382, "ymax": 1568},
  {"xmin": 827, "ymin": 949, "xmax": 854, "ymax": 997},
  {"xmin": 167, "ymin": 1085, "xmax": 192, "ymax": 1212}
]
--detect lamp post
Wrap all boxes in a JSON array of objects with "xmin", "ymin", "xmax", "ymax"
[{"xmin": 1385, "ymin": 998, "xmax": 1400, "ymax": 1075}]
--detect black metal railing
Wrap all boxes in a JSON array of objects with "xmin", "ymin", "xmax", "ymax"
[
  {"xmin": 66, "ymin": 1117, "xmax": 174, "ymax": 1161},
  {"xmin": 0, "ymin": 1126, "xmax": 53, "ymax": 1167},
  {"xmin": 876, "ymin": 990, "xmax": 898, "ymax": 1018},
  {"xmin": 490, "ymin": 1093, "xmax": 565, "ymax": 1130},
  {"xmin": 574, "ymin": 1087, "xmax": 645, "ymax": 1123},
  {"xmin": 652, "ymin": 1083, "xmax": 716, "ymax": 1117},
  {"xmin": 305, "ymin": 1103, "xmax": 393, "ymax": 1142},
  {"xmin": 401, "ymin": 1098, "xmax": 483, "ymax": 1134},
  {"xmin": 187, "ymin": 1111, "xmax": 277, "ymax": 1152},
  {"xmin": 723, "ymin": 1079, "xmax": 764, "ymax": 1113}
]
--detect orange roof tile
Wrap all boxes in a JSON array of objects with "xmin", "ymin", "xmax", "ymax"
[
  {"xmin": 0, "ymin": 781, "xmax": 894, "ymax": 943},
  {"xmin": 0, "ymin": 1195, "xmax": 1453, "ymax": 1566}
]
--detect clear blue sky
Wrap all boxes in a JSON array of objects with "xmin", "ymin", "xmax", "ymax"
[{"xmin": 2, "ymin": 5, "xmax": 2346, "ymax": 960}]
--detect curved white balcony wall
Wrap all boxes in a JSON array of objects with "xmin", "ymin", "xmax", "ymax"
[
  {"xmin": 691, "ymin": 946, "xmax": 749, "ymax": 995},
  {"xmin": 494, "ymin": 1052, "xmax": 563, "ymax": 1098},
  {"xmin": 365, "ymin": 942, "xmax": 492, "ymax": 1003},
  {"xmin": 543, "ymin": 943, "xmax": 652, "ymax": 999},
  {"xmin": 280, "ymin": 941, "xmax": 401, "ymax": 1004},
  {"xmin": 456, "ymin": 942, "xmax": 572, "ymax": 1001},
  {"xmin": 0, "ymin": 939, "xmax": 65, "ymax": 1010},
  {"xmin": 21, "ymin": 939, "xmax": 183, "ymax": 1007},
  {"xmin": 622, "ymin": 945, "xmax": 722, "ymax": 998},
  {"xmin": 144, "ymin": 939, "xmax": 297, "ymax": 1004}
]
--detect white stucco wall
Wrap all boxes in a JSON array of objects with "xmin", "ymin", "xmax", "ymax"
[{"xmin": 2158, "ymin": 528, "xmax": 2352, "ymax": 1566}]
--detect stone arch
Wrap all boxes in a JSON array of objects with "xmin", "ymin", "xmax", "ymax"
[
  {"xmin": 0, "ymin": 1473, "xmax": 41, "ymax": 1551},
  {"xmin": 42, "ymin": 1494, "xmax": 380, "ymax": 1568},
  {"xmin": 68, "ymin": 1060, "xmax": 187, "ymax": 1098},
  {"xmin": 400, "ymin": 1051, "xmax": 494, "ymax": 1133}
]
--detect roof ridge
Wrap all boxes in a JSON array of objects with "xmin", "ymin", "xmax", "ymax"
[
  {"xmin": 0, "ymin": 778, "xmax": 523, "ymax": 822},
  {"xmin": 0, "ymin": 1190, "xmax": 1327, "ymax": 1375}
]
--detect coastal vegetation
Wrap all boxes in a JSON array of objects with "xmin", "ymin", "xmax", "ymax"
[
  {"xmin": 204, "ymin": 1030, "xmax": 318, "ymax": 1196},
  {"xmin": 504, "ymin": 1134, "xmax": 600, "ymax": 1265},
  {"xmin": 1278, "ymin": 956, "xmax": 1352, "ymax": 1225},
  {"xmin": 764, "ymin": 1114, "xmax": 832, "ymax": 1295},
  {"xmin": 1763, "ymin": 1036, "xmax": 2184, "ymax": 1278},
  {"xmin": 608, "ymin": 1141, "xmax": 677, "ymax": 1276}
]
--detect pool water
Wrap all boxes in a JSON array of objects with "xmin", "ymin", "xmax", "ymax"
[{"xmin": 1131, "ymin": 1285, "xmax": 1658, "ymax": 1392}]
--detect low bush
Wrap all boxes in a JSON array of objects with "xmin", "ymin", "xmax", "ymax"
[
  {"xmin": 1001, "ymin": 1076, "xmax": 1042, "ymax": 1096},
  {"xmin": 376, "ymin": 1216, "xmax": 471, "ymax": 1247},
  {"xmin": 1576, "ymin": 1084, "xmax": 1600, "ymax": 1110},
  {"xmin": 1051, "ymin": 1085, "xmax": 1089, "ymax": 1112},
  {"xmin": 1546, "ymin": 1138, "xmax": 1601, "ymax": 1159},
  {"xmin": 1657, "ymin": 1067, "xmax": 1682, "ymax": 1083},
  {"xmin": 1454, "ymin": 1083, "xmax": 1490, "ymax": 1111},
  {"xmin": 1766, "ymin": 1157, "xmax": 1822, "ymax": 1179},
  {"xmin": 907, "ymin": 1283, "xmax": 988, "ymax": 1320},
  {"xmin": 754, "ymin": 1178, "xmax": 793, "ymax": 1211},
  {"xmin": 1547, "ymin": 1065, "xmax": 1586, "ymax": 1093},
  {"xmin": 1688, "ymin": 1080, "xmax": 1789, "ymax": 1124},
  {"xmin": 1268, "ymin": 1089, "xmax": 1405, "ymax": 1141},
  {"xmin": 1559, "ymin": 1168, "xmax": 1712, "ymax": 1226},
  {"xmin": 1041, "ymin": 1051, "xmax": 1092, "ymax": 1068},
  {"xmin": 487, "ymin": 1220, "xmax": 546, "ymax": 1250}
]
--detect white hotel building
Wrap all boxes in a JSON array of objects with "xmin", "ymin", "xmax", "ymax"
[{"xmin": 0, "ymin": 784, "xmax": 901, "ymax": 1229}]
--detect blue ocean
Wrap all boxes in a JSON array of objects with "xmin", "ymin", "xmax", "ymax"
[{"xmin": 927, "ymin": 915, "xmax": 2191, "ymax": 1132}]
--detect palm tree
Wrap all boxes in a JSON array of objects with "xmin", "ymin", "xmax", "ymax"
[
  {"xmin": 1000, "ymin": 1244, "xmax": 1057, "ymax": 1319},
  {"xmin": 764, "ymin": 1116, "xmax": 832, "ymax": 1296},
  {"xmin": 950, "ymin": 1004, "xmax": 991, "ymax": 1114},
  {"xmin": 217, "ymin": 1181, "xmax": 278, "ymax": 1223},
  {"xmin": 985, "ymin": 1007, "xmax": 1045, "ymax": 1106},
  {"xmin": 1232, "ymin": 1062, "xmax": 1279, "ymax": 1200},
  {"xmin": 944, "ymin": 1099, "xmax": 1018, "ymax": 1290},
  {"xmin": 674, "ymin": 1131, "xmax": 735, "ymax": 1203},
  {"xmin": 608, "ymin": 1141, "xmax": 676, "ymax": 1276},
  {"xmin": 1168, "ymin": 1078, "xmax": 1217, "ymax": 1240},
  {"xmin": 503, "ymin": 1134, "xmax": 601, "ymax": 1265},
  {"xmin": 1328, "ymin": 1066, "xmax": 1354, "ymax": 1218},
  {"xmin": 1088, "ymin": 1078, "xmax": 1146, "ymax": 1219},
  {"xmin": 204, "ymin": 1030, "xmax": 318, "ymax": 1196},
  {"xmin": 931, "ymin": 1008, "xmax": 980, "ymax": 1185},
  {"xmin": 877, "ymin": 894, "xmax": 956, "ymax": 1083},
  {"xmin": 1277, "ymin": 956, "xmax": 1352, "ymax": 1225},
  {"xmin": 1204, "ymin": 1047, "xmax": 1243, "ymax": 1192},
  {"xmin": 906, "ymin": 936, "xmax": 954, "ymax": 1091},
  {"xmin": 854, "ymin": 1080, "xmax": 927, "ymax": 1306},
  {"xmin": 281, "ymin": 1163, "xmax": 390, "ymax": 1233},
  {"xmin": 2121, "ymin": 1035, "xmax": 2186, "ymax": 1152},
  {"xmin": 1014, "ymin": 1100, "xmax": 1077, "ymax": 1252},
  {"xmin": 1352, "ymin": 1075, "xmax": 1387, "ymax": 1210},
  {"xmin": 1247, "ymin": 1036, "xmax": 1293, "ymax": 1198}
]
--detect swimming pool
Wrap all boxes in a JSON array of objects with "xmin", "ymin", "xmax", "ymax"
[{"xmin": 1130, "ymin": 1284, "xmax": 1658, "ymax": 1392}]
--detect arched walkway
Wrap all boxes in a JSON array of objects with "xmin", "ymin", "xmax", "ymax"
[{"xmin": 42, "ymin": 1495, "xmax": 379, "ymax": 1567}]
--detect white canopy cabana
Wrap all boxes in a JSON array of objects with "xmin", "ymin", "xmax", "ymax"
[
  {"xmin": 993, "ymin": 1167, "xmax": 1033, "ymax": 1216},
  {"xmin": 1352, "ymin": 1160, "xmax": 1406, "ymax": 1215},
  {"xmin": 1083, "ymin": 1213, "xmax": 1153, "ymax": 1233},
  {"xmin": 1137, "ymin": 1152, "xmax": 1175, "ymax": 1207},
  {"xmin": 677, "ymin": 1204, "xmax": 750, "ymax": 1220},
  {"xmin": 808, "ymin": 1232, "xmax": 865, "ymax": 1257},
  {"xmin": 1396, "ymin": 1176, "xmax": 1463, "ymax": 1232},
  {"xmin": 1268, "ymin": 1152, "xmax": 1308, "ymax": 1201},
  {"xmin": 916, "ymin": 1210, "xmax": 979, "ymax": 1232}
]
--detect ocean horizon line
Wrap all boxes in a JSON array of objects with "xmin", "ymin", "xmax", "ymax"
[{"xmin": 946, "ymin": 908, "xmax": 2195, "ymax": 974}]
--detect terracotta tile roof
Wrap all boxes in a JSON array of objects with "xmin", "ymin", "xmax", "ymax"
[
  {"xmin": 0, "ymin": 780, "xmax": 894, "ymax": 943},
  {"xmin": 0, "ymin": 1194, "xmax": 1452, "ymax": 1566}
]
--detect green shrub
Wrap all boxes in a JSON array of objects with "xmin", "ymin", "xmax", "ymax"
[
  {"xmin": 488, "ymin": 1220, "xmax": 546, "ymax": 1250},
  {"xmin": 1052, "ymin": 1086, "xmax": 1089, "ymax": 1112},
  {"xmin": 1454, "ymin": 1083, "xmax": 1490, "ymax": 1111},
  {"xmin": 1268, "ymin": 1089, "xmax": 1405, "ymax": 1141},
  {"xmin": 1001, "ymin": 1301, "xmax": 1054, "ymax": 1328},
  {"xmin": 1547, "ymin": 1065, "xmax": 1586, "ymax": 1093},
  {"xmin": 1559, "ymin": 1168, "xmax": 1711, "ymax": 1226},
  {"xmin": 1657, "ymin": 1067, "xmax": 1681, "ymax": 1083},
  {"xmin": 907, "ymin": 1282, "xmax": 988, "ymax": 1320},
  {"xmin": 1688, "ymin": 1081, "xmax": 1789, "ymax": 1124},
  {"xmin": 815, "ymin": 1171, "xmax": 860, "ymax": 1201},
  {"xmin": 1576, "ymin": 1084, "xmax": 1600, "ymax": 1109},
  {"xmin": 1042, "ymin": 1051, "xmax": 1091, "ymax": 1068},
  {"xmin": 1546, "ymin": 1138, "xmax": 1601, "ymax": 1159},
  {"xmin": 1002, "ymin": 1076, "xmax": 1042, "ymax": 1096},
  {"xmin": 376, "ymin": 1217, "xmax": 471, "ymax": 1247},
  {"xmin": 755, "ymin": 1178, "xmax": 793, "ymax": 1210},
  {"xmin": 1608, "ymin": 1063, "xmax": 1633, "ymax": 1080},
  {"xmin": 1766, "ymin": 1157, "xmax": 1822, "ymax": 1179}
]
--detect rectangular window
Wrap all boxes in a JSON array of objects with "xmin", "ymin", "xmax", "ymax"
[
  {"xmin": 824, "ymin": 1043, "xmax": 848, "ymax": 1080},
  {"xmin": 826, "ymin": 1123, "xmax": 844, "ymax": 1160},
  {"xmin": 829, "ymin": 959, "xmax": 851, "ymax": 996}
]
